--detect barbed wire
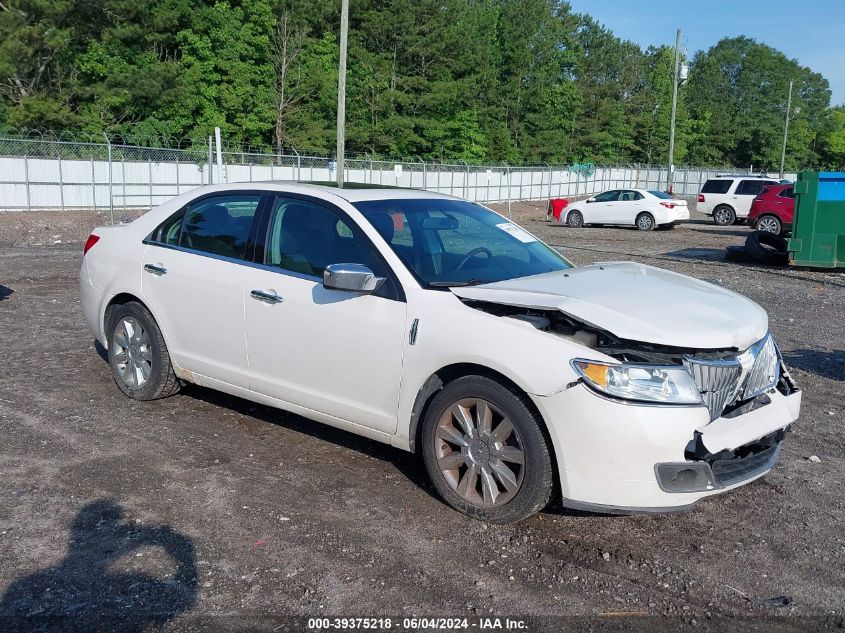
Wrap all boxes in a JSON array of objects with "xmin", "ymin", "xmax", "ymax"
[{"xmin": 0, "ymin": 128, "xmax": 745, "ymax": 172}]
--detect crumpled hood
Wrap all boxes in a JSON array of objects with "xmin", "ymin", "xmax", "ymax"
[{"xmin": 451, "ymin": 262, "xmax": 768, "ymax": 350}]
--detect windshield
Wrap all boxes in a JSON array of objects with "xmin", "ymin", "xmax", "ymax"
[{"xmin": 354, "ymin": 198, "xmax": 571, "ymax": 287}]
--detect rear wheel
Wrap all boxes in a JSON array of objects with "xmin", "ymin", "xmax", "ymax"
[
  {"xmin": 756, "ymin": 215, "xmax": 782, "ymax": 235},
  {"xmin": 635, "ymin": 212, "xmax": 655, "ymax": 231},
  {"xmin": 713, "ymin": 205, "xmax": 736, "ymax": 226},
  {"xmin": 107, "ymin": 301, "xmax": 180, "ymax": 400},
  {"xmin": 421, "ymin": 376, "xmax": 553, "ymax": 523},
  {"xmin": 566, "ymin": 210, "xmax": 584, "ymax": 228}
]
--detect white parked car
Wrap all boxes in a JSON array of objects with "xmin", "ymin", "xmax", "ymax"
[
  {"xmin": 557, "ymin": 189, "xmax": 689, "ymax": 230},
  {"xmin": 697, "ymin": 175, "xmax": 779, "ymax": 225},
  {"xmin": 80, "ymin": 183, "xmax": 800, "ymax": 522}
]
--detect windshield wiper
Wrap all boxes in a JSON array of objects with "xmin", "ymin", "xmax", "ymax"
[{"xmin": 428, "ymin": 279, "xmax": 488, "ymax": 287}]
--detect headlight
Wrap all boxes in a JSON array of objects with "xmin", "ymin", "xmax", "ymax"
[{"xmin": 572, "ymin": 359, "xmax": 703, "ymax": 405}]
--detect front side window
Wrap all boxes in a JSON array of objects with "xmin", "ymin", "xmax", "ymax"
[
  {"xmin": 354, "ymin": 198, "xmax": 571, "ymax": 287},
  {"xmin": 265, "ymin": 197, "xmax": 387, "ymax": 280},
  {"xmin": 593, "ymin": 190, "xmax": 620, "ymax": 202},
  {"xmin": 179, "ymin": 194, "xmax": 262, "ymax": 259}
]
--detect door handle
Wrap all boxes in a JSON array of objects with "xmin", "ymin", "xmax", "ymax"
[
  {"xmin": 143, "ymin": 264, "xmax": 167, "ymax": 276},
  {"xmin": 250, "ymin": 290, "xmax": 284, "ymax": 304}
]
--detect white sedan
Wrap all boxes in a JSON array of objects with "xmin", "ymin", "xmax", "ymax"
[
  {"xmin": 80, "ymin": 183, "xmax": 799, "ymax": 522},
  {"xmin": 559, "ymin": 188, "xmax": 689, "ymax": 230}
]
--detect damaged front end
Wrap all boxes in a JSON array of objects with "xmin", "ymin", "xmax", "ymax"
[{"xmin": 462, "ymin": 298, "xmax": 797, "ymax": 422}]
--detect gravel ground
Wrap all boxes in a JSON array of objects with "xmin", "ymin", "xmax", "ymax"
[{"xmin": 0, "ymin": 203, "xmax": 843, "ymax": 632}]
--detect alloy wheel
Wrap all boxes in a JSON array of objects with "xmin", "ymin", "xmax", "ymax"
[
  {"xmin": 112, "ymin": 317, "xmax": 153, "ymax": 389},
  {"xmin": 637, "ymin": 214, "xmax": 654, "ymax": 230},
  {"xmin": 757, "ymin": 216, "xmax": 781, "ymax": 234},
  {"xmin": 434, "ymin": 398, "xmax": 525, "ymax": 507},
  {"xmin": 714, "ymin": 207, "xmax": 733, "ymax": 225}
]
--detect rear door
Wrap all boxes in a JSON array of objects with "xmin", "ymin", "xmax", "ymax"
[
  {"xmin": 614, "ymin": 190, "xmax": 645, "ymax": 224},
  {"xmin": 733, "ymin": 180, "xmax": 777, "ymax": 217},
  {"xmin": 141, "ymin": 192, "xmax": 265, "ymax": 387}
]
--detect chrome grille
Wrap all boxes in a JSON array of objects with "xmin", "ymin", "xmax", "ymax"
[
  {"xmin": 684, "ymin": 333, "xmax": 780, "ymax": 421},
  {"xmin": 741, "ymin": 334, "xmax": 780, "ymax": 399},
  {"xmin": 683, "ymin": 356, "xmax": 743, "ymax": 420}
]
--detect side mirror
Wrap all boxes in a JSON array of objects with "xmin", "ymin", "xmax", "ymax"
[
  {"xmin": 323, "ymin": 263, "xmax": 384, "ymax": 293},
  {"xmin": 586, "ymin": 197, "xmax": 595, "ymax": 203}
]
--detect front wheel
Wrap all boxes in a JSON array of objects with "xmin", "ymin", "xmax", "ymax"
[
  {"xmin": 107, "ymin": 301, "xmax": 180, "ymax": 400},
  {"xmin": 566, "ymin": 210, "xmax": 584, "ymax": 228},
  {"xmin": 635, "ymin": 212, "xmax": 655, "ymax": 231},
  {"xmin": 421, "ymin": 376, "xmax": 554, "ymax": 523},
  {"xmin": 756, "ymin": 215, "xmax": 782, "ymax": 235}
]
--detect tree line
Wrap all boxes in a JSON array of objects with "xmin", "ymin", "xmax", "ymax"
[{"xmin": 1, "ymin": 0, "xmax": 843, "ymax": 169}]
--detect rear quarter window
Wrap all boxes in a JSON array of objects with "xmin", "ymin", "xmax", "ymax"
[{"xmin": 701, "ymin": 179, "xmax": 731, "ymax": 194}]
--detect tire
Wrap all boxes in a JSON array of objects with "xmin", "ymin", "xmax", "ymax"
[
  {"xmin": 713, "ymin": 205, "xmax": 736, "ymax": 226},
  {"xmin": 107, "ymin": 301, "xmax": 180, "ymax": 400},
  {"xmin": 755, "ymin": 215, "xmax": 783, "ymax": 235},
  {"xmin": 566, "ymin": 210, "xmax": 583, "ymax": 228},
  {"xmin": 635, "ymin": 212, "xmax": 655, "ymax": 231},
  {"xmin": 421, "ymin": 375, "xmax": 553, "ymax": 523},
  {"xmin": 745, "ymin": 231, "xmax": 789, "ymax": 266},
  {"xmin": 724, "ymin": 244, "xmax": 754, "ymax": 263}
]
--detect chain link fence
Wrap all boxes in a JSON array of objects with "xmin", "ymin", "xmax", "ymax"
[{"xmin": 0, "ymin": 132, "xmax": 794, "ymax": 223}]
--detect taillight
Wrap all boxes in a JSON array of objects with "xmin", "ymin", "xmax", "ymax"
[
  {"xmin": 83, "ymin": 234, "xmax": 100, "ymax": 255},
  {"xmin": 660, "ymin": 202, "xmax": 677, "ymax": 209},
  {"xmin": 698, "ymin": 194, "xmax": 705, "ymax": 203}
]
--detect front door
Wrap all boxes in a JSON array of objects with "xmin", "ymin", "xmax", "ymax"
[
  {"xmin": 244, "ymin": 196, "xmax": 407, "ymax": 433},
  {"xmin": 141, "ymin": 192, "xmax": 264, "ymax": 387},
  {"xmin": 585, "ymin": 190, "xmax": 620, "ymax": 223}
]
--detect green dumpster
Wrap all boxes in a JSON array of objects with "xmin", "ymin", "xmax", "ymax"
[{"xmin": 789, "ymin": 171, "xmax": 845, "ymax": 268}]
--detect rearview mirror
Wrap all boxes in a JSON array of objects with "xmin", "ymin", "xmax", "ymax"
[
  {"xmin": 421, "ymin": 216, "xmax": 460, "ymax": 230},
  {"xmin": 323, "ymin": 263, "xmax": 384, "ymax": 293}
]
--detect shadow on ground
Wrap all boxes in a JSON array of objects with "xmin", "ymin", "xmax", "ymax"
[
  {"xmin": 689, "ymin": 227, "xmax": 751, "ymax": 238},
  {"xmin": 662, "ymin": 247, "xmax": 727, "ymax": 261},
  {"xmin": 0, "ymin": 499, "xmax": 197, "ymax": 632},
  {"xmin": 782, "ymin": 349, "xmax": 845, "ymax": 381}
]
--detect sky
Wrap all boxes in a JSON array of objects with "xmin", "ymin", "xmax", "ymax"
[{"xmin": 567, "ymin": 0, "xmax": 845, "ymax": 105}]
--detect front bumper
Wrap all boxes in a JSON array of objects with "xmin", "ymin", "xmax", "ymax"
[{"xmin": 533, "ymin": 380, "xmax": 800, "ymax": 512}]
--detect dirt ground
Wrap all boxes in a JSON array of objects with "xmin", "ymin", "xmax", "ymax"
[{"xmin": 0, "ymin": 202, "xmax": 843, "ymax": 632}]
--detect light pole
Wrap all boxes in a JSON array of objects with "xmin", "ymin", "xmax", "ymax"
[
  {"xmin": 336, "ymin": 0, "xmax": 349, "ymax": 188},
  {"xmin": 667, "ymin": 29, "xmax": 681, "ymax": 193},
  {"xmin": 779, "ymin": 79, "xmax": 794, "ymax": 179}
]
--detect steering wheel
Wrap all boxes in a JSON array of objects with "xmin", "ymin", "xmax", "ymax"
[{"xmin": 456, "ymin": 246, "xmax": 494, "ymax": 270}]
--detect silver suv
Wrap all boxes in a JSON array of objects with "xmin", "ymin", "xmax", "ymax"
[{"xmin": 697, "ymin": 175, "xmax": 779, "ymax": 225}]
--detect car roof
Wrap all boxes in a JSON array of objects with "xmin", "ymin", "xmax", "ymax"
[
  {"xmin": 711, "ymin": 174, "xmax": 777, "ymax": 179},
  {"xmin": 272, "ymin": 181, "xmax": 458, "ymax": 203}
]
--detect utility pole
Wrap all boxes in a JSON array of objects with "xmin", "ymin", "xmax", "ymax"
[
  {"xmin": 336, "ymin": 0, "xmax": 349, "ymax": 188},
  {"xmin": 779, "ymin": 78, "xmax": 794, "ymax": 179},
  {"xmin": 667, "ymin": 28, "xmax": 681, "ymax": 193}
]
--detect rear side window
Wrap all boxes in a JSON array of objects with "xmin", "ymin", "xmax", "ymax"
[
  {"xmin": 701, "ymin": 179, "xmax": 731, "ymax": 194},
  {"xmin": 736, "ymin": 180, "xmax": 774, "ymax": 196},
  {"xmin": 778, "ymin": 187, "xmax": 795, "ymax": 198},
  {"xmin": 619, "ymin": 190, "xmax": 642, "ymax": 201},
  {"xmin": 180, "ymin": 195, "xmax": 262, "ymax": 260}
]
